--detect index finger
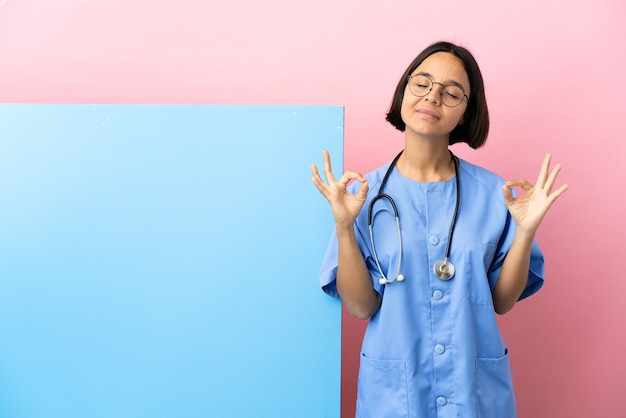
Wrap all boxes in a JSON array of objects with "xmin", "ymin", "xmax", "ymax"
[
  {"xmin": 322, "ymin": 150, "xmax": 337, "ymax": 184},
  {"xmin": 536, "ymin": 153, "xmax": 552, "ymax": 187}
]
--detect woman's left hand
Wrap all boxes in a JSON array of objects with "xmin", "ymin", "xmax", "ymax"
[{"xmin": 503, "ymin": 153, "xmax": 570, "ymax": 235}]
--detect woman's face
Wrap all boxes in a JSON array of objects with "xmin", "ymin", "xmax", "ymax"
[{"xmin": 400, "ymin": 52, "xmax": 470, "ymax": 141}]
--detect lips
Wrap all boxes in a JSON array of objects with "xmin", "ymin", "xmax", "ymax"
[{"xmin": 416, "ymin": 108, "xmax": 441, "ymax": 120}]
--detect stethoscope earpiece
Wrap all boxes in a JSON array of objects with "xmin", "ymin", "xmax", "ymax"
[{"xmin": 379, "ymin": 274, "xmax": 404, "ymax": 285}]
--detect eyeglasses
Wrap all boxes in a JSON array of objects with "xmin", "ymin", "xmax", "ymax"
[{"xmin": 407, "ymin": 74, "xmax": 469, "ymax": 107}]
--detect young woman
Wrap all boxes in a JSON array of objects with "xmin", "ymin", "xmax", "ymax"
[{"xmin": 311, "ymin": 41, "xmax": 568, "ymax": 418}]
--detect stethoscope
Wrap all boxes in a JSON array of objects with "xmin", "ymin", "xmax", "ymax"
[{"xmin": 368, "ymin": 150, "xmax": 460, "ymax": 284}]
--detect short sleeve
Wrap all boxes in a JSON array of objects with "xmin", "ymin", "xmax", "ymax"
[
  {"xmin": 319, "ymin": 228, "xmax": 341, "ymax": 299},
  {"xmin": 319, "ymin": 223, "xmax": 383, "ymax": 300},
  {"xmin": 487, "ymin": 214, "xmax": 545, "ymax": 301}
]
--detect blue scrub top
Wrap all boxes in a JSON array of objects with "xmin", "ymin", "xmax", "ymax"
[{"xmin": 320, "ymin": 158, "xmax": 544, "ymax": 418}]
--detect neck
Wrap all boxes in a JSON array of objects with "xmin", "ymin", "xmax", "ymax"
[{"xmin": 397, "ymin": 139, "xmax": 455, "ymax": 182}]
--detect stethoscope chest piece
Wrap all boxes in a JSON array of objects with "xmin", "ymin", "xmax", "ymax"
[{"xmin": 434, "ymin": 259, "xmax": 455, "ymax": 280}]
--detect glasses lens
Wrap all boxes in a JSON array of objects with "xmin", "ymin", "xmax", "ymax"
[
  {"xmin": 441, "ymin": 86, "xmax": 465, "ymax": 107},
  {"xmin": 408, "ymin": 75, "xmax": 431, "ymax": 97}
]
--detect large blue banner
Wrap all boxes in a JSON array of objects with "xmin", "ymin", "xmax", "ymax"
[{"xmin": 0, "ymin": 105, "xmax": 342, "ymax": 418}]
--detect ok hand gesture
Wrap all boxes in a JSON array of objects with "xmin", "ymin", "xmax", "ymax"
[
  {"xmin": 311, "ymin": 150, "xmax": 369, "ymax": 228},
  {"xmin": 503, "ymin": 153, "xmax": 569, "ymax": 235}
]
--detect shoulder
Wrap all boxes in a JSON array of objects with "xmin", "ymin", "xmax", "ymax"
[
  {"xmin": 346, "ymin": 161, "xmax": 391, "ymax": 197},
  {"xmin": 363, "ymin": 163, "xmax": 390, "ymax": 186},
  {"xmin": 458, "ymin": 158, "xmax": 506, "ymax": 194}
]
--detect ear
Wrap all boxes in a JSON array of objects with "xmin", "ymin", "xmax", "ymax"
[{"xmin": 458, "ymin": 114, "xmax": 466, "ymax": 125}]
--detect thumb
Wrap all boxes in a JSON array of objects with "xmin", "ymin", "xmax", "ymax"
[
  {"xmin": 502, "ymin": 184, "xmax": 514, "ymax": 205},
  {"xmin": 357, "ymin": 179, "xmax": 369, "ymax": 199}
]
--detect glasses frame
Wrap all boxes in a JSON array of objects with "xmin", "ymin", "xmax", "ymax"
[{"xmin": 407, "ymin": 75, "xmax": 469, "ymax": 108}]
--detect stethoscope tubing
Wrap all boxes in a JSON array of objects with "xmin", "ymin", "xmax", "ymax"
[
  {"xmin": 368, "ymin": 195, "xmax": 403, "ymax": 285},
  {"xmin": 441, "ymin": 155, "xmax": 460, "ymax": 265}
]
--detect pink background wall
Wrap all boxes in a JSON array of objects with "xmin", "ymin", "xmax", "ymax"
[{"xmin": 1, "ymin": 0, "xmax": 624, "ymax": 417}]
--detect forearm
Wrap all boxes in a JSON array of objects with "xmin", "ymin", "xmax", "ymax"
[
  {"xmin": 335, "ymin": 226, "xmax": 381, "ymax": 320},
  {"xmin": 492, "ymin": 229, "xmax": 535, "ymax": 314}
]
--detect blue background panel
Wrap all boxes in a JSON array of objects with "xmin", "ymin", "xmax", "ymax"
[{"xmin": 0, "ymin": 104, "xmax": 343, "ymax": 418}]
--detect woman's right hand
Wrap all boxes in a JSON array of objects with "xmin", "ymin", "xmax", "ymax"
[{"xmin": 311, "ymin": 150, "xmax": 369, "ymax": 228}]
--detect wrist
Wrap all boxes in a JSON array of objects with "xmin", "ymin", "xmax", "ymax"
[
  {"xmin": 335, "ymin": 223, "xmax": 356, "ymax": 238},
  {"xmin": 513, "ymin": 226, "xmax": 536, "ymax": 243}
]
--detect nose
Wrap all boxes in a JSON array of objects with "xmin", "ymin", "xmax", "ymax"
[{"xmin": 424, "ymin": 81, "xmax": 445, "ymax": 105}]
